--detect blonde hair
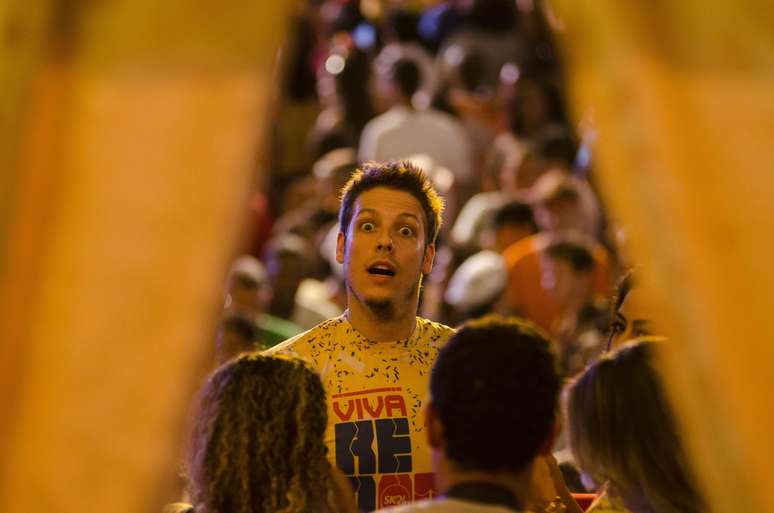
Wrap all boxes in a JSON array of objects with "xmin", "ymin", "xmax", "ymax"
[{"xmin": 564, "ymin": 340, "xmax": 704, "ymax": 513}]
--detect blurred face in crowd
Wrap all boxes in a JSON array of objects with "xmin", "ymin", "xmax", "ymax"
[
  {"xmin": 492, "ymin": 222, "xmax": 535, "ymax": 253},
  {"xmin": 337, "ymin": 187, "xmax": 435, "ymax": 320},
  {"xmin": 543, "ymin": 257, "xmax": 593, "ymax": 311},
  {"xmin": 226, "ymin": 277, "xmax": 271, "ymax": 317},
  {"xmin": 519, "ymin": 81, "xmax": 552, "ymax": 134},
  {"xmin": 513, "ymin": 154, "xmax": 546, "ymax": 189},
  {"xmin": 535, "ymin": 193, "xmax": 582, "ymax": 233},
  {"xmin": 611, "ymin": 286, "xmax": 652, "ymax": 345},
  {"xmin": 228, "ymin": 283, "xmax": 261, "ymax": 315}
]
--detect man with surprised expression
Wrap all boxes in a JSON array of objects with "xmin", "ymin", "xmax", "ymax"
[
  {"xmin": 339, "ymin": 186, "xmax": 434, "ymax": 336},
  {"xmin": 267, "ymin": 161, "xmax": 454, "ymax": 512}
]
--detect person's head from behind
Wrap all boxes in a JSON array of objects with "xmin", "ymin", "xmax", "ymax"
[
  {"xmin": 225, "ymin": 255, "xmax": 270, "ymax": 316},
  {"xmin": 542, "ymin": 241, "xmax": 595, "ymax": 312},
  {"xmin": 462, "ymin": 0, "xmax": 518, "ymax": 33},
  {"xmin": 334, "ymin": 48, "xmax": 374, "ymax": 132},
  {"xmin": 427, "ymin": 315, "xmax": 560, "ymax": 490},
  {"xmin": 265, "ymin": 234, "xmax": 313, "ymax": 320},
  {"xmin": 383, "ymin": 8, "xmax": 421, "ymax": 43},
  {"xmin": 489, "ymin": 200, "xmax": 538, "ymax": 253},
  {"xmin": 565, "ymin": 341, "xmax": 704, "ymax": 513},
  {"xmin": 389, "ymin": 57, "xmax": 422, "ymax": 105},
  {"xmin": 336, "ymin": 161, "xmax": 444, "ymax": 320},
  {"xmin": 507, "ymin": 75, "xmax": 568, "ymax": 138},
  {"xmin": 215, "ymin": 313, "xmax": 259, "ymax": 364},
  {"xmin": 455, "ymin": 51, "xmax": 486, "ymax": 94},
  {"xmin": 512, "ymin": 128, "xmax": 577, "ymax": 190},
  {"xmin": 313, "ymin": 147, "xmax": 358, "ymax": 212},
  {"xmin": 532, "ymin": 170, "xmax": 585, "ymax": 233},
  {"xmin": 187, "ymin": 354, "xmax": 330, "ymax": 513}
]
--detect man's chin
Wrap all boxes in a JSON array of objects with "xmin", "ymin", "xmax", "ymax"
[{"xmin": 364, "ymin": 298, "xmax": 396, "ymax": 320}]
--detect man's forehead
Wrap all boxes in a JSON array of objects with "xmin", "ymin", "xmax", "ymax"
[{"xmin": 352, "ymin": 187, "xmax": 426, "ymax": 221}]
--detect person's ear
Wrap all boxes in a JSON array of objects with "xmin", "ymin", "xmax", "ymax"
[
  {"xmin": 422, "ymin": 243, "xmax": 435, "ymax": 274},
  {"xmin": 425, "ymin": 401, "xmax": 444, "ymax": 450},
  {"xmin": 336, "ymin": 232, "xmax": 345, "ymax": 265}
]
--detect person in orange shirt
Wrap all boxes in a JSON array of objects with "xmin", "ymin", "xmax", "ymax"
[{"xmin": 498, "ymin": 172, "xmax": 612, "ymax": 335}]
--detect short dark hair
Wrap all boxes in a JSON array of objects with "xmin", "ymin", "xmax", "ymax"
[
  {"xmin": 391, "ymin": 58, "xmax": 422, "ymax": 99},
  {"xmin": 385, "ymin": 9, "xmax": 420, "ymax": 43},
  {"xmin": 339, "ymin": 160, "xmax": 444, "ymax": 245},
  {"xmin": 457, "ymin": 51, "xmax": 486, "ymax": 93},
  {"xmin": 492, "ymin": 200, "xmax": 537, "ymax": 232},
  {"xmin": 430, "ymin": 315, "xmax": 560, "ymax": 473},
  {"xmin": 531, "ymin": 127, "xmax": 578, "ymax": 169},
  {"xmin": 546, "ymin": 241, "xmax": 595, "ymax": 273}
]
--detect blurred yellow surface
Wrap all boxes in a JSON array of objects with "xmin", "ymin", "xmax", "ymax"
[
  {"xmin": 0, "ymin": 1, "xmax": 287, "ymax": 512},
  {"xmin": 553, "ymin": 1, "xmax": 774, "ymax": 512}
]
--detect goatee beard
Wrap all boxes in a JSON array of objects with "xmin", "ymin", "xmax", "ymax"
[
  {"xmin": 348, "ymin": 270, "xmax": 424, "ymax": 322},
  {"xmin": 364, "ymin": 299, "xmax": 396, "ymax": 321}
]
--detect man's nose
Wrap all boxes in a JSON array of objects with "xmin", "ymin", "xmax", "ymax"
[{"xmin": 376, "ymin": 231, "xmax": 394, "ymax": 252}]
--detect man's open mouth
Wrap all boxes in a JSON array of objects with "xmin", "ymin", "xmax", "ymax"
[{"xmin": 367, "ymin": 265, "xmax": 396, "ymax": 277}]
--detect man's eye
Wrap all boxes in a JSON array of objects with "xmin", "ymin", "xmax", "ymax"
[
  {"xmin": 360, "ymin": 222, "xmax": 375, "ymax": 232},
  {"xmin": 399, "ymin": 226, "xmax": 415, "ymax": 237}
]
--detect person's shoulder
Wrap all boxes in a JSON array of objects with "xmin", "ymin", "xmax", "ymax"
[
  {"xmin": 364, "ymin": 108, "xmax": 406, "ymax": 134},
  {"xmin": 161, "ymin": 503, "xmax": 194, "ymax": 513},
  {"xmin": 262, "ymin": 315, "xmax": 348, "ymax": 357},
  {"xmin": 416, "ymin": 317, "xmax": 455, "ymax": 346},
  {"xmin": 258, "ymin": 313, "xmax": 303, "ymax": 348},
  {"xmin": 418, "ymin": 108, "xmax": 467, "ymax": 134},
  {"xmin": 376, "ymin": 497, "xmax": 493, "ymax": 513},
  {"xmin": 374, "ymin": 498, "xmax": 438, "ymax": 513},
  {"xmin": 502, "ymin": 233, "xmax": 545, "ymax": 267}
]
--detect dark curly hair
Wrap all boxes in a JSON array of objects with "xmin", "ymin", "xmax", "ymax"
[
  {"xmin": 430, "ymin": 315, "xmax": 560, "ymax": 473},
  {"xmin": 338, "ymin": 160, "xmax": 445, "ymax": 246},
  {"xmin": 187, "ymin": 354, "xmax": 332, "ymax": 513}
]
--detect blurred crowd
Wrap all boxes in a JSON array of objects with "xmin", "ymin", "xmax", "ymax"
[{"xmin": 223, "ymin": 0, "xmax": 627, "ymax": 376}]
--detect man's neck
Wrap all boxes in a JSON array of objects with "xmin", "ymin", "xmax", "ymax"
[
  {"xmin": 435, "ymin": 457, "xmax": 533, "ymax": 509},
  {"xmin": 346, "ymin": 300, "xmax": 417, "ymax": 342}
]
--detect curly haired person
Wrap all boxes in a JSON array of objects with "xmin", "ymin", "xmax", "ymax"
[{"xmin": 166, "ymin": 354, "xmax": 358, "ymax": 513}]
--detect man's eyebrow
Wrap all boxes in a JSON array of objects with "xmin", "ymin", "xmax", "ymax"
[
  {"xmin": 354, "ymin": 209, "xmax": 421, "ymax": 222},
  {"xmin": 397, "ymin": 213, "xmax": 421, "ymax": 222}
]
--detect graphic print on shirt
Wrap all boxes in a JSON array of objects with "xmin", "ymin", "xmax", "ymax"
[{"xmin": 333, "ymin": 386, "xmax": 436, "ymax": 511}]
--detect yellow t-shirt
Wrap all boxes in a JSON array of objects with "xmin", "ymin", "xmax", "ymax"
[{"xmin": 266, "ymin": 314, "xmax": 454, "ymax": 512}]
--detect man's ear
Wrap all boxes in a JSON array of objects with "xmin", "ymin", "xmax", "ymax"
[
  {"xmin": 336, "ymin": 232, "xmax": 345, "ymax": 265},
  {"xmin": 422, "ymin": 243, "xmax": 436, "ymax": 275},
  {"xmin": 425, "ymin": 401, "xmax": 444, "ymax": 450}
]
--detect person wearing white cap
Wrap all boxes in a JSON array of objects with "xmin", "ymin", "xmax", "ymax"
[{"xmin": 445, "ymin": 250, "xmax": 507, "ymax": 322}]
